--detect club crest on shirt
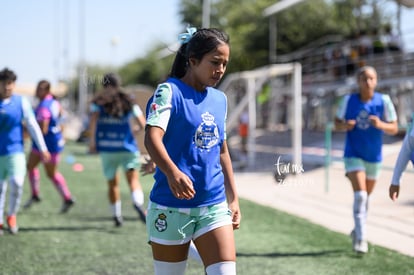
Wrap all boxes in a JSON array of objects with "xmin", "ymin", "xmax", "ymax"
[
  {"xmin": 194, "ymin": 112, "xmax": 219, "ymax": 150},
  {"xmin": 155, "ymin": 213, "xmax": 168, "ymax": 232},
  {"xmin": 356, "ymin": 109, "xmax": 371, "ymax": 130}
]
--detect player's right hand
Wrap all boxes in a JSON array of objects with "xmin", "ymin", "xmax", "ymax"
[{"xmin": 167, "ymin": 170, "xmax": 195, "ymax": 200}]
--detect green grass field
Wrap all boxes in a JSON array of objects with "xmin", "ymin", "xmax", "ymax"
[{"xmin": 0, "ymin": 141, "xmax": 413, "ymax": 274}]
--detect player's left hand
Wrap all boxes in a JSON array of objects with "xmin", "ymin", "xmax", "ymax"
[
  {"xmin": 140, "ymin": 156, "xmax": 156, "ymax": 176},
  {"xmin": 41, "ymin": 151, "xmax": 51, "ymax": 163},
  {"xmin": 369, "ymin": 115, "xmax": 382, "ymax": 129},
  {"xmin": 228, "ymin": 201, "xmax": 241, "ymax": 230},
  {"xmin": 389, "ymin": 184, "xmax": 400, "ymax": 201}
]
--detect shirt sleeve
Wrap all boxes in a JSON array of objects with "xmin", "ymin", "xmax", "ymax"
[
  {"xmin": 335, "ymin": 95, "xmax": 350, "ymax": 120},
  {"xmin": 381, "ymin": 94, "xmax": 398, "ymax": 122},
  {"xmin": 21, "ymin": 97, "xmax": 48, "ymax": 152},
  {"xmin": 223, "ymin": 93, "xmax": 228, "ymax": 140},
  {"xmin": 146, "ymin": 83, "xmax": 173, "ymax": 131},
  {"xmin": 391, "ymin": 125, "xmax": 414, "ymax": 186},
  {"xmin": 36, "ymin": 107, "xmax": 51, "ymax": 121}
]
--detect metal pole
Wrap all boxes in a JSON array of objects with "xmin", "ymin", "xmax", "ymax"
[
  {"xmin": 202, "ymin": 0, "xmax": 210, "ymax": 28},
  {"xmin": 64, "ymin": 0, "xmax": 70, "ymax": 83},
  {"xmin": 324, "ymin": 122, "xmax": 333, "ymax": 193},
  {"xmin": 53, "ymin": 0, "xmax": 61, "ymax": 83},
  {"xmin": 292, "ymin": 63, "xmax": 302, "ymax": 169},
  {"xmin": 247, "ymin": 77, "xmax": 256, "ymax": 167},
  {"xmin": 78, "ymin": 0, "xmax": 87, "ymax": 120},
  {"xmin": 269, "ymin": 15, "xmax": 277, "ymax": 63}
]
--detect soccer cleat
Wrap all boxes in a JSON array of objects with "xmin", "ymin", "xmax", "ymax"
[
  {"xmin": 354, "ymin": 240, "xmax": 369, "ymax": 254},
  {"xmin": 23, "ymin": 195, "xmax": 41, "ymax": 209},
  {"xmin": 113, "ymin": 216, "xmax": 123, "ymax": 227},
  {"xmin": 351, "ymin": 229, "xmax": 368, "ymax": 253},
  {"xmin": 7, "ymin": 215, "xmax": 18, "ymax": 235},
  {"xmin": 60, "ymin": 198, "xmax": 75, "ymax": 214},
  {"xmin": 133, "ymin": 204, "xmax": 147, "ymax": 224}
]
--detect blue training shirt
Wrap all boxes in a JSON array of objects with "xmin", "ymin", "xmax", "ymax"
[
  {"xmin": 0, "ymin": 94, "xmax": 47, "ymax": 156},
  {"xmin": 336, "ymin": 92, "xmax": 397, "ymax": 162},
  {"xmin": 146, "ymin": 77, "xmax": 228, "ymax": 208},
  {"xmin": 90, "ymin": 103, "xmax": 142, "ymax": 153},
  {"xmin": 0, "ymin": 95, "xmax": 24, "ymax": 155}
]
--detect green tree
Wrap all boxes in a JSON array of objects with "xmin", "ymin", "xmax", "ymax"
[
  {"xmin": 175, "ymin": 0, "xmax": 358, "ymax": 73},
  {"xmin": 115, "ymin": 0, "xmax": 396, "ymax": 86},
  {"xmin": 179, "ymin": 0, "xmax": 204, "ymax": 27},
  {"xmin": 119, "ymin": 45, "xmax": 175, "ymax": 88}
]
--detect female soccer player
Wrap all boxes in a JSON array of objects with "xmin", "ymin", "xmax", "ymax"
[
  {"xmin": 0, "ymin": 68, "xmax": 50, "ymax": 234},
  {"xmin": 144, "ymin": 27, "xmax": 241, "ymax": 274},
  {"xmin": 89, "ymin": 73, "xmax": 147, "ymax": 226},
  {"xmin": 23, "ymin": 80, "xmax": 75, "ymax": 213},
  {"xmin": 335, "ymin": 66, "xmax": 398, "ymax": 253}
]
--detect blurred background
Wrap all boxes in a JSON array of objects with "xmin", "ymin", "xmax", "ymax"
[{"xmin": 2, "ymin": 0, "xmax": 414, "ymax": 169}]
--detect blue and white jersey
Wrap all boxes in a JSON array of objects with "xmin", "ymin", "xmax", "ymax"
[
  {"xmin": 0, "ymin": 94, "xmax": 47, "ymax": 156},
  {"xmin": 90, "ymin": 103, "xmax": 142, "ymax": 153},
  {"xmin": 336, "ymin": 92, "xmax": 397, "ymax": 162},
  {"xmin": 146, "ymin": 77, "xmax": 228, "ymax": 208},
  {"xmin": 0, "ymin": 95, "xmax": 24, "ymax": 155}
]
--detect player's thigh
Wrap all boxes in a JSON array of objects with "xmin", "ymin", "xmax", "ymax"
[
  {"xmin": 99, "ymin": 153, "xmax": 118, "ymax": 180},
  {"xmin": 364, "ymin": 161, "xmax": 381, "ymax": 179},
  {"xmin": 151, "ymin": 242, "xmax": 190, "ymax": 262},
  {"xmin": 347, "ymin": 170, "xmax": 368, "ymax": 191},
  {"xmin": 193, "ymin": 202, "xmax": 235, "ymax": 265},
  {"xmin": 344, "ymin": 157, "xmax": 364, "ymax": 175},
  {"xmin": 344, "ymin": 158, "xmax": 366, "ymax": 191},
  {"xmin": 120, "ymin": 152, "xmax": 140, "ymax": 187},
  {"xmin": 364, "ymin": 161, "xmax": 380, "ymax": 194},
  {"xmin": 26, "ymin": 150, "xmax": 42, "ymax": 170},
  {"xmin": 43, "ymin": 153, "xmax": 61, "ymax": 177},
  {"xmin": 194, "ymin": 224, "xmax": 236, "ymax": 266},
  {"xmin": 0, "ymin": 153, "xmax": 26, "ymax": 186},
  {"xmin": 120, "ymin": 151, "xmax": 140, "ymax": 171},
  {"xmin": 146, "ymin": 203, "xmax": 194, "ymax": 262},
  {"xmin": 0, "ymin": 155, "xmax": 10, "ymax": 180}
]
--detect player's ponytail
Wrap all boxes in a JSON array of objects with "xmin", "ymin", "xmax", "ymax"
[{"xmin": 170, "ymin": 43, "xmax": 189, "ymax": 78}]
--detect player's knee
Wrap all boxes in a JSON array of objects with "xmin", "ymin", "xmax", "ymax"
[
  {"xmin": 10, "ymin": 176, "xmax": 25, "ymax": 188},
  {"xmin": 108, "ymin": 179, "xmax": 118, "ymax": 187},
  {"xmin": 354, "ymin": 191, "xmax": 367, "ymax": 204},
  {"xmin": 353, "ymin": 190, "xmax": 368, "ymax": 214}
]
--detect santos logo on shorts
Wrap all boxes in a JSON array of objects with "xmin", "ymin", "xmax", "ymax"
[{"xmin": 155, "ymin": 213, "xmax": 168, "ymax": 232}]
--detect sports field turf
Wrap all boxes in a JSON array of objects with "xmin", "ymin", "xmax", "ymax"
[{"xmin": 0, "ymin": 141, "xmax": 413, "ymax": 274}]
